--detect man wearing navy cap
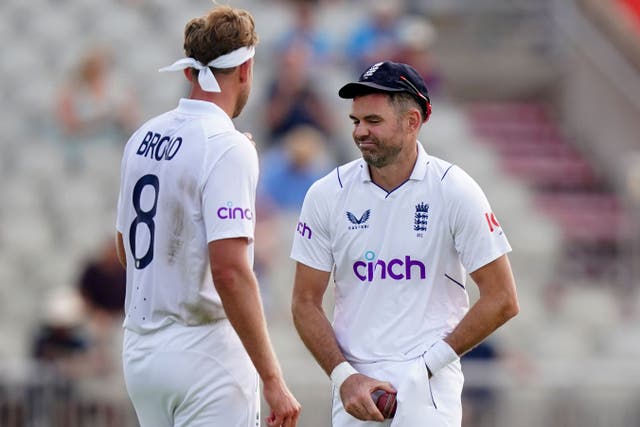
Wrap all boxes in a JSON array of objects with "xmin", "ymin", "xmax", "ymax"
[{"xmin": 291, "ymin": 61, "xmax": 519, "ymax": 426}]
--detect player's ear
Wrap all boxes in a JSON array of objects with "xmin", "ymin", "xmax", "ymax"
[
  {"xmin": 238, "ymin": 59, "xmax": 251, "ymax": 83},
  {"xmin": 183, "ymin": 68, "xmax": 193, "ymax": 82},
  {"xmin": 407, "ymin": 108, "xmax": 422, "ymax": 132}
]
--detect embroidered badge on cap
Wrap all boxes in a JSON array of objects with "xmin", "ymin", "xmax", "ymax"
[{"xmin": 362, "ymin": 62, "xmax": 383, "ymax": 79}]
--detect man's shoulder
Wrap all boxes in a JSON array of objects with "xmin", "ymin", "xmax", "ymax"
[
  {"xmin": 143, "ymin": 104, "xmax": 240, "ymax": 145},
  {"xmin": 307, "ymin": 158, "xmax": 361, "ymax": 197},
  {"xmin": 426, "ymin": 154, "xmax": 477, "ymax": 187},
  {"xmin": 425, "ymin": 154, "xmax": 486, "ymax": 205},
  {"xmin": 207, "ymin": 128, "xmax": 252, "ymax": 150},
  {"xmin": 423, "ymin": 154, "xmax": 454, "ymax": 180},
  {"xmin": 184, "ymin": 118, "xmax": 253, "ymax": 161}
]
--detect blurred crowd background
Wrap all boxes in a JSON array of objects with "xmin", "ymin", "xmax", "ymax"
[{"xmin": 0, "ymin": 0, "xmax": 639, "ymax": 426}]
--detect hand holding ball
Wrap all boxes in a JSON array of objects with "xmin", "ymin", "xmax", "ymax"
[{"xmin": 375, "ymin": 391, "xmax": 397, "ymax": 419}]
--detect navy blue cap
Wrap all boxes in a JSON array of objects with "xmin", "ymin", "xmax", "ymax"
[{"xmin": 338, "ymin": 61, "xmax": 431, "ymax": 118}]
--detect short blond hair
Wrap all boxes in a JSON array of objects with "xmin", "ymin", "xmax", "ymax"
[{"xmin": 183, "ymin": 5, "xmax": 258, "ymax": 68}]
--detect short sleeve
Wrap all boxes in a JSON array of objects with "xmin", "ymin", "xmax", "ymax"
[
  {"xmin": 446, "ymin": 167, "xmax": 512, "ymax": 273},
  {"xmin": 202, "ymin": 136, "xmax": 258, "ymax": 243},
  {"xmin": 290, "ymin": 182, "xmax": 334, "ymax": 272}
]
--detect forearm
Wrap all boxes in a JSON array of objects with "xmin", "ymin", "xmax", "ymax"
[
  {"xmin": 444, "ymin": 292, "xmax": 518, "ymax": 357},
  {"xmin": 443, "ymin": 255, "xmax": 519, "ymax": 357},
  {"xmin": 292, "ymin": 300, "xmax": 345, "ymax": 377},
  {"xmin": 215, "ymin": 269, "xmax": 282, "ymax": 382}
]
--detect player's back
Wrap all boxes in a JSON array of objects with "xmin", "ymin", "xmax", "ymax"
[{"xmin": 116, "ymin": 99, "xmax": 257, "ymax": 334}]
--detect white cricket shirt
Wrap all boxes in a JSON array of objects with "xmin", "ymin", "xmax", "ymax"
[
  {"xmin": 291, "ymin": 142, "xmax": 511, "ymax": 364},
  {"xmin": 116, "ymin": 99, "xmax": 258, "ymax": 334}
]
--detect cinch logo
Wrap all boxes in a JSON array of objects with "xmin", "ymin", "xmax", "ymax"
[
  {"xmin": 346, "ymin": 209, "xmax": 370, "ymax": 230},
  {"xmin": 296, "ymin": 221, "xmax": 312, "ymax": 239},
  {"xmin": 353, "ymin": 251, "xmax": 427, "ymax": 282},
  {"xmin": 217, "ymin": 202, "xmax": 253, "ymax": 220}
]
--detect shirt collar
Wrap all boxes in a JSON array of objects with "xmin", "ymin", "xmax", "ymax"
[
  {"xmin": 359, "ymin": 141, "xmax": 429, "ymax": 182},
  {"xmin": 176, "ymin": 98, "xmax": 235, "ymax": 129},
  {"xmin": 410, "ymin": 141, "xmax": 429, "ymax": 181}
]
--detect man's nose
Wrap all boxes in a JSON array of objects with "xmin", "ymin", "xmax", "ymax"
[{"xmin": 353, "ymin": 123, "xmax": 369, "ymax": 140}]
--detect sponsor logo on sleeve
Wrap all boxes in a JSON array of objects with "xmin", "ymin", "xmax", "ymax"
[
  {"xmin": 485, "ymin": 212, "xmax": 502, "ymax": 233},
  {"xmin": 296, "ymin": 221, "xmax": 313, "ymax": 239},
  {"xmin": 217, "ymin": 201, "xmax": 253, "ymax": 220}
]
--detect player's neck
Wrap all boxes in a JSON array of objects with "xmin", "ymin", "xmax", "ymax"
[
  {"xmin": 188, "ymin": 87, "xmax": 237, "ymax": 119},
  {"xmin": 369, "ymin": 144, "xmax": 418, "ymax": 192}
]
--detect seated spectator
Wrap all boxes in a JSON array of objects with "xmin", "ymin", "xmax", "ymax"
[
  {"xmin": 263, "ymin": 42, "xmax": 336, "ymax": 146},
  {"xmin": 254, "ymin": 126, "xmax": 332, "ymax": 318},
  {"xmin": 259, "ymin": 125, "xmax": 332, "ymax": 212},
  {"xmin": 34, "ymin": 238, "xmax": 126, "ymax": 388},
  {"xmin": 394, "ymin": 16, "xmax": 443, "ymax": 98},
  {"xmin": 56, "ymin": 46, "xmax": 139, "ymax": 140},
  {"xmin": 30, "ymin": 287, "xmax": 90, "ymax": 426},
  {"xmin": 344, "ymin": 0, "xmax": 404, "ymax": 73},
  {"xmin": 78, "ymin": 238, "xmax": 126, "ymax": 317},
  {"xmin": 74, "ymin": 238, "xmax": 129, "ymax": 425},
  {"xmin": 55, "ymin": 46, "xmax": 139, "ymax": 169},
  {"xmin": 32, "ymin": 287, "xmax": 89, "ymax": 372},
  {"xmin": 276, "ymin": 0, "xmax": 332, "ymax": 66}
]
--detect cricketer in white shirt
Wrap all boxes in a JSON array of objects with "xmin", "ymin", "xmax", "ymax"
[
  {"xmin": 291, "ymin": 141, "xmax": 512, "ymax": 425},
  {"xmin": 117, "ymin": 98, "xmax": 257, "ymax": 333},
  {"xmin": 116, "ymin": 98, "xmax": 260, "ymax": 426}
]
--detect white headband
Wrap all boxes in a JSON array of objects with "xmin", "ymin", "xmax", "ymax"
[{"xmin": 159, "ymin": 46, "xmax": 255, "ymax": 92}]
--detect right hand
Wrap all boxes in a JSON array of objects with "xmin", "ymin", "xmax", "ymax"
[
  {"xmin": 339, "ymin": 373, "xmax": 396, "ymax": 422},
  {"xmin": 263, "ymin": 377, "xmax": 301, "ymax": 427}
]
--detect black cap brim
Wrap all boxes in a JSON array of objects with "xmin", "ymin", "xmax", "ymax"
[{"xmin": 338, "ymin": 82, "xmax": 407, "ymax": 99}]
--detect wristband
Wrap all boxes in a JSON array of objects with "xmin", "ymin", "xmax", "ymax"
[
  {"xmin": 422, "ymin": 340, "xmax": 459, "ymax": 376},
  {"xmin": 330, "ymin": 361, "xmax": 358, "ymax": 390}
]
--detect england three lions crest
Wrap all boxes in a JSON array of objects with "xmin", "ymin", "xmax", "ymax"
[{"xmin": 414, "ymin": 202, "xmax": 429, "ymax": 236}]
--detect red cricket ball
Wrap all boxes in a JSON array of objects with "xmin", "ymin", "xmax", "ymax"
[{"xmin": 376, "ymin": 392, "xmax": 397, "ymax": 419}]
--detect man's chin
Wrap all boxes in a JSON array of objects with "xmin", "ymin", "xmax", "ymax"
[{"xmin": 362, "ymin": 155, "xmax": 387, "ymax": 168}]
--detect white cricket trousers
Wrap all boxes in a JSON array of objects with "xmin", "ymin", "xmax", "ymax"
[
  {"xmin": 332, "ymin": 356, "xmax": 464, "ymax": 427},
  {"xmin": 123, "ymin": 320, "xmax": 260, "ymax": 427}
]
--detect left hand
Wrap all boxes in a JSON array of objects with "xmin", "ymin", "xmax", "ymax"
[
  {"xmin": 339, "ymin": 373, "xmax": 396, "ymax": 422},
  {"xmin": 263, "ymin": 377, "xmax": 301, "ymax": 427}
]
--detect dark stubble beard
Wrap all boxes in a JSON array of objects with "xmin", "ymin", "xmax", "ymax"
[{"xmin": 358, "ymin": 136, "xmax": 402, "ymax": 168}]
